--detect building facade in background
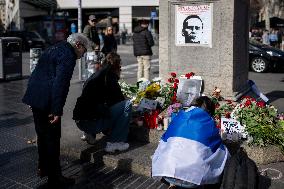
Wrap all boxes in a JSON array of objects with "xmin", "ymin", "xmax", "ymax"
[
  {"xmin": 1, "ymin": 0, "xmax": 159, "ymax": 44},
  {"xmin": 56, "ymin": 0, "xmax": 159, "ymax": 34}
]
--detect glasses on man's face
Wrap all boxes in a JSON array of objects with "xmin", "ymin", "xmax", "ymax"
[
  {"xmin": 108, "ymin": 29, "xmax": 113, "ymax": 31},
  {"xmin": 91, "ymin": 20, "xmax": 96, "ymax": 23}
]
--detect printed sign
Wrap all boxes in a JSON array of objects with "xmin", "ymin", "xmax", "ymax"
[
  {"xmin": 221, "ymin": 118, "xmax": 247, "ymax": 141},
  {"xmin": 175, "ymin": 4, "xmax": 213, "ymax": 47},
  {"xmin": 176, "ymin": 76, "xmax": 202, "ymax": 106}
]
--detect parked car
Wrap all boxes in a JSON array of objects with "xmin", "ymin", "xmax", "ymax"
[
  {"xmin": 4, "ymin": 30, "xmax": 45, "ymax": 51},
  {"xmin": 249, "ymin": 40, "xmax": 284, "ymax": 73}
]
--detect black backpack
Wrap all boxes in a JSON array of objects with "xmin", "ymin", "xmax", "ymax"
[{"xmin": 220, "ymin": 148, "xmax": 259, "ymax": 189}]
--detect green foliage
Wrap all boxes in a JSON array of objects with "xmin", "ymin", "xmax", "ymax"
[
  {"xmin": 232, "ymin": 97, "xmax": 284, "ymax": 150},
  {"xmin": 159, "ymin": 83, "xmax": 174, "ymax": 109}
]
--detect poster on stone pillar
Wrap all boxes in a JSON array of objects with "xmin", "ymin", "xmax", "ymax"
[{"xmin": 175, "ymin": 4, "xmax": 213, "ymax": 47}]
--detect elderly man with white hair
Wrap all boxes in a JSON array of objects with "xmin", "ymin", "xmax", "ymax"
[{"xmin": 22, "ymin": 33, "xmax": 90, "ymax": 188}]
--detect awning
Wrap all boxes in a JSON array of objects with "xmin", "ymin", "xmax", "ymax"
[
  {"xmin": 253, "ymin": 17, "xmax": 284, "ymax": 28},
  {"xmin": 22, "ymin": 0, "xmax": 57, "ymax": 10}
]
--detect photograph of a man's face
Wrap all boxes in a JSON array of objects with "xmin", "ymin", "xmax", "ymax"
[
  {"xmin": 182, "ymin": 15, "xmax": 204, "ymax": 43},
  {"xmin": 176, "ymin": 4, "xmax": 212, "ymax": 47}
]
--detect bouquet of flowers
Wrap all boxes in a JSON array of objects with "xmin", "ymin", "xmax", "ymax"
[
  {"xmin": 119, "ymin": 81, "xmax": 138, "ymax": 100},
  {"xmin": 159, "ymin": 72, "xmax": 179, "ymax": 109},
  {"xmin": 231, "ymin": 96, "xmax": 284, "ymax": 149},
  {"xmin": 133, "ymin": 82, "xmax": 161, "ymax": 104}
]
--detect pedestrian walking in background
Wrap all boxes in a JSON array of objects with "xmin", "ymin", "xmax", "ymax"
[
  {"xmin": 277, "ymin": 28, "xmax": 283, "ymax": 49},
  {"xmin": 73, "ymin": 52, "xmax": 132, "ymax": 153},
  {"xmin": 262, "ymin": 30, "xmax": 270, "ymax": 45},
  {"xmin": 83, "ymin": 15, "xmax": 100, "ymax": 51},
  {"xmin": 70, "ymin": 22, "xmax": 76, "ymax": 34},
  {"xmin": 22, "ymin": 33, "xmax": 90, "ymax": 188},
  {"xmin": 269, "ymin": 29, "xmax": 278, "ymax": 48},
  {"xmin": 132, "ymin": 19, "xmax": 154, "ymax": 81},
  {"xmin": 101, "ymin": 26, "xmax": 117, "ymax": 56}
]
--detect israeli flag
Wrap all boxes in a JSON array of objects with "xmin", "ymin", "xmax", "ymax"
[{"xmin": 152, "ymin": 107, "xmax": 230, "ymax": 185}]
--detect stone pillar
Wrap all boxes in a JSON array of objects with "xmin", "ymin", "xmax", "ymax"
[
  {"xmin": 119, "ymin": 6, "xmax": 132, "ymax": 33},
  {"xmin": 159, "ymin": 0, "xmax": 249, "ymax": 98}
]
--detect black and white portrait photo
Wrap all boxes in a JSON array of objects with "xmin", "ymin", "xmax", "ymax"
[
  {"xmin": 182, "ymin": 15, "xmax": 204, "ymax": 43},
  {"xmin": 176, "ymin": 4, "xmax": 212, "ymax": 47}
]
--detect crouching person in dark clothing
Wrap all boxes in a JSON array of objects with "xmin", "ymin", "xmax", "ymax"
[
  {"xmin": 73, "ymin": 52, "xmax": 132, "ymax": 153},
  {"xmin": 22, "ymin": 33, "xmax": 90, "ymax": 188}
]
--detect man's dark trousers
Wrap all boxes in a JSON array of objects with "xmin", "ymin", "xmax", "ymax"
[{"xmin": 32, "ymin": 107, "xmax": 61, "ymax": 180}]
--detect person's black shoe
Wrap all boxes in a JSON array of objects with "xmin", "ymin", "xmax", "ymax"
[
  {"xmin": 37, "ymin": 168, "xmax": 47, "ymax": 178},
  {"xmin": 48, "ymin": 176, "xmax": 75, "ymax": 188}
]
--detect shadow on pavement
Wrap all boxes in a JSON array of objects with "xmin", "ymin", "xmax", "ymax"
[{"xmin": 265, "ymin": 90, "xmax": 284, "ymax": 103}]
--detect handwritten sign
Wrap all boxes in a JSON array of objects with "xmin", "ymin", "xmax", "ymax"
[{"xmin": 221, "ymin": 118, "xmax": 247, "ymax": 141}]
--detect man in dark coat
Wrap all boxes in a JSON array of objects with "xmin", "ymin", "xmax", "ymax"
[
  {"xmin": 22, "ymin": 33, "xmax": 89, "ymax": 188},
  {"xmin": 83, "ymin": 14, "xmax": 100, "ymax": 51},
  {"xmin": 132, "ymin": 19, "xmax": 154, "ymax": 81}
]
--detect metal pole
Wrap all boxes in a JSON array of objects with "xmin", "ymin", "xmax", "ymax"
[
  {"xmin": 78, "ymin": 0, "xmax": 82, "ymax": 33},
  {"xmin": 78, "ymin": 0, "xmax": 82, "ymax": 80}
]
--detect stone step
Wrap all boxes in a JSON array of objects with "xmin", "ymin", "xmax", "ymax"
[
  {"xmin": 128, "ymin": 124, "xmax": 164, "ymax": 144},
  {"xmin": 63, "ymin": 125, "xmax": 161, "ymax": 177},
  {"xmin": 102, "ymin": 142, "xmax": 157, "ymax": 177},
  {"xmin": 63, "ymin": 124, "xmax": 284, "ymax": 179},
  {"xmin": 76, "ymin": 136, "xmax": 157, "ymax": 177}
]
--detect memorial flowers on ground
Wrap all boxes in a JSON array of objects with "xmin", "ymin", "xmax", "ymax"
[
  {"xmin": 119, "ymin": 72, "xmax": 195, "ymax": 129},
  {"xmin": 230, "ymin": 96, "xmax": 284, "ymax": 149},
  {"xmin": 120, "ymin": 74, "xmax": 284, "ymax": 150}
]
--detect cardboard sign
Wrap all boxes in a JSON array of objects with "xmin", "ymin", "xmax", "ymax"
[
  {"xmin": 221, "ymin": 117, "xmax": 247, "ymax": 141},
  {"xmin": 139, "ymin": 98, "xmax": 158, "ymax": 110}
]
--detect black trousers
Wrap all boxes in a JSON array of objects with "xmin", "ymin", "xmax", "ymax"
[{"xmin": 32, "ymin": 107, "xmax": 62, "ymax": 179}]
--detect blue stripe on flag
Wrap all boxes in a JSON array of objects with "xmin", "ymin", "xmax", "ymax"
[{"xmin": 161, "ymin": 108, "xmax": 223, "ymax": 153}]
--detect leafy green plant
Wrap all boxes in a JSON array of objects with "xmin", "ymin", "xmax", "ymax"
[{"xmin": 231, "ymin": 96, "xmax": 284, "ymax": 149}]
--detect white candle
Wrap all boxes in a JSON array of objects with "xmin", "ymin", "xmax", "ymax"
[{"xmin": 163, "ymin": 117, "xmax": 169, "ymax": 130}]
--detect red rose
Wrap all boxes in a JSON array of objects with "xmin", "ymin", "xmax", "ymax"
[
  {"xmin": 185, "ymin": 72, "xmax": 195, "ymax": 79},
  {"xmin": 245, "ymin": 100, "xmax": 252, "ymax": 107},
  {"xmin": 174, "ymin": 78, "xmax": 179, "ymax": 83},
  {"xmin": 256, "ymin": 101, "xmax": 265, "ymax": 108},
  {"xmin": 185, "ymin": 73, "xmax": 191, "ymax": 79},
  {"xmin": 173, "ymin": 83, "xmax": 178, "ymax": 89},
  {"xmin": 225, "ymin": 112, "xmax": 231, "ymax": 118},
  {"xmin": 168, "ymin": 78, "xmax": 173, "ymax": 83},
  {"xmin": 170, "ymin": 72, "xmax": 176, "ymax": 77}
]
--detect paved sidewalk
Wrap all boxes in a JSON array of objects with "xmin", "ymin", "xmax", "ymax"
[
  {"xmin": 0, "ymin": 78, "xmax": 169, "ymax": 189},
  {"xmin": 0, "ymin": 45, "xmax": 283, "ymax": 188}
]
